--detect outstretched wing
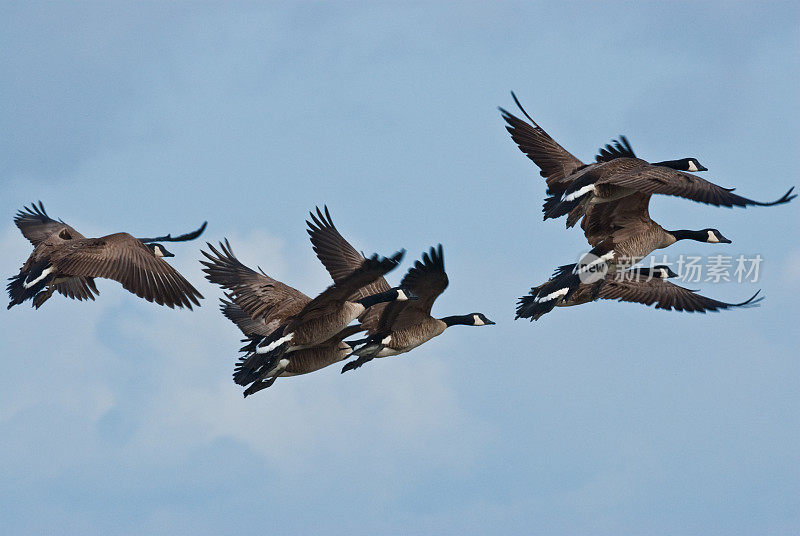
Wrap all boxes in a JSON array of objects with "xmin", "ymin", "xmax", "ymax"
[
  {"xmin": 600, "ymin": 277, "xmax": 763, "ymax": 312},
  {"xmin": 52, "ymin": 233, "xmax": 203, "ymax": 309},
  {"xmin": 306, "ymin": 205, "xmax": 394, "ymax": 330},
  {"xmin": 598, "ymin": 167, "xmax": 796, "ymax": 208},
  {"xmin": 499, "ymin": 92, "xmax": 585, "ymax": 192},
  {"xmin": 14, "ymin": 201, "xmax": 85, "ymax": 246},
  {"xmin": 200, "ymin": 239, "xmax": 309, "ymax": 326},
  {"xmin": 376, "ymin": 244, "xmax": 448, "ymax": 333}
]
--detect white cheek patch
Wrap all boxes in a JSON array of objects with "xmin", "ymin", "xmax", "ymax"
[
  {"xmin": 473, "ymin": 314, "xmax": 486, "ymax": 326},
  {"xmin": 24, "ymin": 266, "xmax": 54, "ymax": 288},
  {"xmin": 256, "ymin": 333, "xmax": 293, "ymax": 354},
  {"xmin": 535, "ymin": 287, "xmax": 569, "ymax": 303},
  {"xmin": 562, "ymin": 184, "xmax": 596, "ymax": 202},
  {"xmin": 707, "ymin": 230, "xmax": 719, "ymax": 243},
  {"xmin": 687, "ymin": 161, "xmax": 699, "ymax": 172},
  {"xmin": 396, "ymin": 289, "xmax": 408, "ymax": 301}
]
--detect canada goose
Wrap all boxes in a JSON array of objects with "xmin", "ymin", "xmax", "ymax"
[
  {"xmin": 8, "ymin": 201, "xmax": 205, "ymax": 309},
  {"xmin": 200, "ymin": 239, "xmax": 412, "ymax": 385},
  {"xmin": 219, "ymin": 296, "xmax": 362, "ymax": 396},
  {"xmin": 341, "ymin": 244, "xmax": 495, "ymax": 374},
  {"xmin": 516, "ymin": 215, "xmax": 733, "ymax": 320},
  {"xmin": 500, "ymin": 93, "xmax": 795, "ymax": 226},
  {"xmin": 517, "ymin": 265, "xmax": 763, "ymax": 320}
]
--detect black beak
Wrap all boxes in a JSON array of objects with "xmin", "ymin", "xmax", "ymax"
[
  {"xmin": 719, "ymin": 235, "xmax": 732, "ymax": 244},
  {"xmin": 402, "ymin": 288, "xmax": 419, "ymax": 300},
  {"xmin": 697, "ymin": 164, "xmax": 708, "ymax": 172},
  {"xmin": 485, "ymin": 318, "xmax": 496, "ymax": 325},
  {"xmin": 163, "ymin": 251, "xmax": 175, "ymax": 257}
]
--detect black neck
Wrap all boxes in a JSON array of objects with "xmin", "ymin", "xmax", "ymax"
[
  {"xmin": 669, "ymin": 229, "xmax": 707, "ymax": 242},
  {"xmin": 357, "ymin": 289, "xmax": 397, "ymax": 308},
  {"xmin": 441, "ymin": 314, "xmax": 473, "ymax": 327},
  {"xmin": 652, "ymin": 159, "xmax": 685, "ymax": 170}
]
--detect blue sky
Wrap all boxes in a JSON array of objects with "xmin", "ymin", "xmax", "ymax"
[{"xmin": 1, "ymin": 2, "xmax": 798, "ymax": 534}]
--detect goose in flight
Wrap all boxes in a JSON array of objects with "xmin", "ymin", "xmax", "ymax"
[
  {"xmin": 517, "ymin": 265, "xmax": 762, "ymax": 320},
  {"xmin": 8, "ymin": 201, "xmax": 205, "ymax": 309},
  {"xmin": 341, "ymin": 245, "xmax": 495, "ymax": 373},
  {"xmin": 500, "ymin": 92, "xmax": 795, "ymax": 227}
]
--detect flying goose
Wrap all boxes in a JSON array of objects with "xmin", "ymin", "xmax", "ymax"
[
  {"xmin": 8, "ymin": 201, "xmax": 205, "ymax": 309},
  {"xmin": 341, "ymin": 244, "xmax": 495, "ymax": 374},
  {"xmin": 500, "ymin": 93, "xmax": 795, "ymax": 226},
  {"xmin": 219, "ymin": 296, "xmax": 363, "ymax": 396},
  {"xmin": 516, "ymin": 209, "xmax": 733, "ymax": 320},
  {"xmin": 200, "ymin": 239, "xmax": 412, "ymax": 387},
  {"xmin": 517, "ymin": 265, "xmax": 762, "ymax": 320}
]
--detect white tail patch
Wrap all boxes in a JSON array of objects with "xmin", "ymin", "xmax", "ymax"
[
  {"xmin": 535, "ymin": 287, "xmax": 569, "ymax": 303},
  {"xmin": 256, "ymin": 333, "xmax": 293, "ymax": 354},
  {"xmin": 381, "ymin": 335, "xmax": 392, "ymax": 345},
  {"xmin": 561, "ymin": 184, "xmax": 596, "ymax": 202},
  {"xmin": 259, "ymin": 358, "xmax": 290, "ymax": 379},
  {"xmin": 24, "ymin": 266, "xmax": 54, "ymax": 289}
]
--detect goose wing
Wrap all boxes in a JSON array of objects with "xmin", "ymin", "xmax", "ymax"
[
  {"xmin": 594, "ymin": 136, "xmax": 637, "ymax": 162},
  {"xmin": 50, "ymin": 233, "xmax": 202, "ymax": 309},
  {"xmin": 376, "ymin": 244, "xmax": 448, "ymax": 333},
  {"xmin": 201, "ymin": 239, "xmax": 309, "ymax": 325},
  {"xmin": 136, "ymin": 221, "xmax": 207, "ymax": 243},
  {"xmin": 599, "ymin": 277, "xmax": 763, "ymax": 312},
  {"xmin": 54, "ymin": 276, "xmax": 100, "ymax": 302},
  {"xmin": 500, "ymin": 93, "xmax": 585, "ymax": 193},
  {"xmin": 219, "ymin": 296, "xmax": 274, "ymax": 338},
  {"xmin": 306, "ymin": 206, "xmax": 393, "ymax": 331},
  {"xmin": 597, "ymin": 167, "xmax": 796, "ymax": 208},
  {"xmin": 14, "ymin": 201, "xmax": 85, "ymax": 245}
]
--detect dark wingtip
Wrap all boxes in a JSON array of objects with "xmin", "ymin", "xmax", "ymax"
[
  {"xmin": 750, "ymin": 186, "xmax": 796, "ymax": 207},
  {"xmin": 737, "ymin": 289, "xmax": 764, "ymax": 308},
  {"xmin": 509, "ymin": 91, "xmax": 538, "ymax": 126}
]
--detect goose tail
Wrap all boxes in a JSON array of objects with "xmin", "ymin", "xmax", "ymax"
[{"xmin": 7, "ymin": 260, "xmax": 54, "ymax": 309}]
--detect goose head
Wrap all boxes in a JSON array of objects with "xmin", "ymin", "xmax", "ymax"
[
  {"xmin": 702, "ymin": 228, "xmax": 731, "ymax": 244},
  {"xmin": 442, "ymin": 313, "xmax": 496, "ymax": 327},
  {"xmin": 669, "ymin": 228, "xmax": 731, "ymax": 244},
  {"xmin": 651, "ymin": 265, "xmax": 679, "ymax": 279},
  {"xmin": 393, "ymin": 287, "xmax": 418, "ymax": 301},
  {"xmin": 147, "ymin": 243, "xmax": 175, "ymax": 257},
  {"xmin": 654, "ymin": 158, "xmax": 708, "ymax": 172}
]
